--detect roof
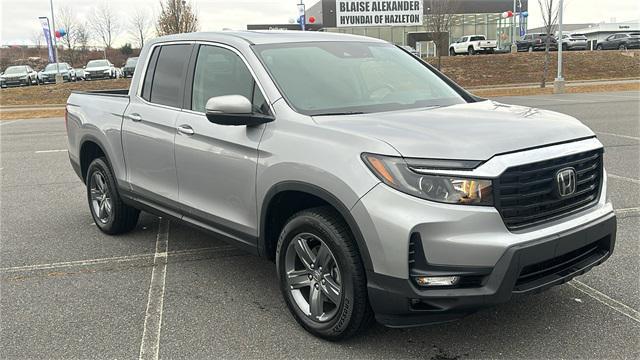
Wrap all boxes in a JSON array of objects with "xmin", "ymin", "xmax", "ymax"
[{"xmin": 148, "ymin": 30, "xmax": 385, "ymax": 46}]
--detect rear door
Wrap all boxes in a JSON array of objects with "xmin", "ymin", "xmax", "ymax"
[
  {"xmin": 122, "ymin": 43, "xmax": 194, "ymax": 212},
  {"xmin": 174, "ymin": 43, "xmax": 272, "ymax": 244}
]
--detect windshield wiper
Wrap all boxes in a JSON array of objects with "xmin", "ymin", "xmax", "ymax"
[{"xmin": 312, "ymin": 111, "xmax": 366, "ymax": 117}]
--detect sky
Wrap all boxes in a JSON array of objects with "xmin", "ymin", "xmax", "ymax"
[{"xmin": 1, "ymin": 0, "xmax": 639, "ymax": 46}]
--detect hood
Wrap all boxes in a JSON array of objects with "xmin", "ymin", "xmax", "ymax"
[
  {"xmin": 43, "ymin": 69, "xmax": 69, "ymax": 75},
  {"xmin": 2, "ymin": 72, "xmax": 27, "ymax": 79},
  {"xmin": 314, "ymin": 100, "xmax": 595, "ymax": 161},
  {"xmin": 86, "ymin": 66, "xmax": 110, "ymax": 72}
]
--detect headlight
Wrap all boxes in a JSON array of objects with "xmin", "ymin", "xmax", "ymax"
[
  {"xmin": 103, "ymin": 70, "xmax": 111, "ymax": 73},
  {"xmin": 362, "ymin": 153, "xmax": 493, "ymax": 206}
]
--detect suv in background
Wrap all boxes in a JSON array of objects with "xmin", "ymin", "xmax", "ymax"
[
  {"xmin": 0, "ymin": 65, "xmax": 38, "ymax": 88},
  {"xmin": 122, "ymin": 57, "xmax": 139, "ymax": 78},
  {"xmin": 517, "ymin": 33, "xmax": 558, "ymax": 52},
  {"xmin": 596, "ymin": 33, "xmax": 640, "ymax": 50},
  {"xmin": 84, "ymin": 59, "xmax": 117, "ymax": 80},
  {"xmin": 558, "ymin": 33, "xmax": 588, "ymax": 51}
]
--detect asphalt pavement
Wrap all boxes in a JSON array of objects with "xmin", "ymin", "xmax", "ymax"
[{"xmin": 1, "ymin": 91, "xmax": 638, "ymax": 359}]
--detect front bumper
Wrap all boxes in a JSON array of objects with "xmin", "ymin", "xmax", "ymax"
[
  {"xmin": 1, "ymin": 78, "xmax": 28, "ymax": 87},
  {"xmin": 367, "ymin": 213, "xmax": 616, "ymax": 327},
  {"xmin": 85, "ymin": 72, "xmax": 111, "ymax": 80}
]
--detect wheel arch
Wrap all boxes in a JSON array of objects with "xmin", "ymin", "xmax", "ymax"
[
  {"xmin": 79, "ymin": 135, "xmax": 114, "ymax": 183},
  {"xmin": 259, "ymin": 181, "xmax": 374, "ymax": 272}
]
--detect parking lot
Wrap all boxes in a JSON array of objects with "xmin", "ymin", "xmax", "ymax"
[{"xmin": 1, "ymin": 91, "xmax": 638, "ymax": 359}]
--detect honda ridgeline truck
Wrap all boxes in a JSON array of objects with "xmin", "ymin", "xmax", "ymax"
[{"xmin": 66, "ymin": 32, "xmax": 616, "ymax": 340}]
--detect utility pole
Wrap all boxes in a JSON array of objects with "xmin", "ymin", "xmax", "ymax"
[
  {"xmin": 49, "ymin": 0, "xmax": 62, "ymax": 84},
  {"xmin": 554, "ymin": 0, "xmax": 565, "ymax": 93}
]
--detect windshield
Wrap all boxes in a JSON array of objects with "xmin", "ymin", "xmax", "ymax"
[
  {"xmin": 254, "ymin": 42, "xmax": 465, "ymax": 115},
  {"xmin": 4, "ymin": 66, "xmax": 26, "ymax": 74},
  {"xmin": 87, "ymin": 60, "xmax": 109, "ymax": 68},
  {"xmin": 125, "ymin": 58, "xmax": 138, "ymax": 66},
  {"xmin": 45, "ymin": 63, "xmax": 66, "ymax": 71}
]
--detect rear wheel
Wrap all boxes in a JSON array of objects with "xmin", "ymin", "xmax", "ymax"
[
  {"xmin": 596, "ymin": 44, "xmax": 603, "ymax": 50},
  {"xmin": 87, "ymin": 157, "xmax": 140, "ymax": 234},
  {"xmin": 619, "ymin": 44, "xmax": 627, "ymax": 50},
  {"xmin": 468, "ymin": 46, "xmax": 476, "ymax": 55},
  {"xmin": 276, "ymin": 207, "xmax": 373, "ymax": 340}
]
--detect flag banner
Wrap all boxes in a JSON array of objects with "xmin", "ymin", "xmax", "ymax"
[{"xmin": 39, "ymin": 17, "xmax": 56, "ymax": 63}]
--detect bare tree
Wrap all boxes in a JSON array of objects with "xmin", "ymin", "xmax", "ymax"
[
  {"xmin": 156, "ymin": 0, "xmax": 199, "ymax": 36},
  {"xmin": 425, "ymin": 0, "xmax": 457, "ymax": 69},
  {"xmin": 75, "ymin": 22, "xmax": 91, "ymax": 62},
  {"xmin": 57, "ymin": 5, "xmax": 79, "ymax": 64},
  {"xmin": 90, "ymin": 3, "xmax": 120, "ymax": 49},
  {"xmin": 538, "ymin": 0, "xmax": 559, "ymax": 88},
  {"xmin": 128, "ymin": 9, "xmax": 152, "ymax": 48},
  {"xmin": 31, "ymin": 30, "xmax": 44, "ymax": 48}
]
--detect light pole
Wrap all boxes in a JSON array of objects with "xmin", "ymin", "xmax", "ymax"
[
  {"xmin": 554, "ymin": 0, "xmax": 565, "ymax": 93},
  {"xmin": 49, "ymin": 0, "xmax": 62, "ymax": 84},
  {"xmin": 511, "ymin": 0, "xmax": 517, "ymax": 53},
  {"xmin": 298, "ymin": 1, "xmax": 306, "ymax": 31}
]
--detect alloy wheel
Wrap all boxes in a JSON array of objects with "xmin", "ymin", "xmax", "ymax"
[
  {"xmin": 89, "ymin": 171, "xmax": 113, "ymax": 224},
  {"xmin": 284, "ymin": 233, "xmax": 342, "ymax": 323}
]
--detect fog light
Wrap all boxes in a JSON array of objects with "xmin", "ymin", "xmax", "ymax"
[{"xmin": 415, "ymin": 276, "xmax": 460, "ymax": 287}]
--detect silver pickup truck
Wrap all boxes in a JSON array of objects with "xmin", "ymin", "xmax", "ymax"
[{"xmin": 66, "ymin": 31, "xmax": 616, "ymax": 340}]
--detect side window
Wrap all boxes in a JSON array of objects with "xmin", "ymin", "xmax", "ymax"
[
  {"xmin": 148, "ymin": 44, "xmax": 192, "ymax": 108},
  {"xmin": 191, "ymin": 45, "xmax": 267, "ymax": 114},
  {"xmin": 141, "ymin": 47, "xmax": 160, "ymax": 101}
]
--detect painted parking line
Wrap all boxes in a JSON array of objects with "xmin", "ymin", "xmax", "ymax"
[
  {"xmin": 569, "ymin": 280, "xmax": 640, "ymax": 323},
  {"xmin": 0, "ymin": 245, "xmax": 239, "ymax": 274},
  {"xmin": 139, "ymin": 218, "xmax": 170, "ymax": 360},
  {"xmin": 35, "ymin": 149, "xmax": 67, "ymax": 154},
  {"xmin": 608, "ymin": 173, "xmax": 640, "ymax": 185},
  {"xmin": 596, "ymin": 132, "xmax": 640, "ymax": 141}
]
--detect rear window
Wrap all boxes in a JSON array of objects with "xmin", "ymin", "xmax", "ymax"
[
  {"xmin": 470, "ymin": 36, "xmax": 485, "ymax": 41},
  {"xmin": 629, "ymin": 33, "xmax": 640, "ymax": 38},
  {"xmin": 146, "ymin": 44, "xmax": 192, "ymax": 108}
]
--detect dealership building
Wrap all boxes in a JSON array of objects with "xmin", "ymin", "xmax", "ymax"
[{"xmin": 301, "ymin": 0, "xmax": 528, "ymax": 55}]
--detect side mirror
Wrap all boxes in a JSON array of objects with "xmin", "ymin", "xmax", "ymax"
[{"xmin": 205, "ymin": 95, "xmax": 273, "ymax": 126}]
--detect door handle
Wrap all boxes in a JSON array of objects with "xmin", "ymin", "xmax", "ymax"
[
  {"xmin": 177, "ymin": 125, "xmax": 195, "ymax": 136},
  {"xmin": 127, "ymin": 113, "xmax": 142, "ymax": 122}
]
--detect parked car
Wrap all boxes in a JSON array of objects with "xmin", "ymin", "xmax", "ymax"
[
  {"xmin": 558, "ymin": 33, "xmax": 588, "ymax": 51},
  {"xmin": 0, "ymin": 65, "xmax": 38, "ymax": 88},
  {"xmin": 84, "ymin": 59, "xmax": 117, "ymax": 80},
  {"xmin": 449, "ymin": 35, "xmax": 497, "ymax": 55},
  {"xmin": 74, "ymin": 68, "xmax": 85, "ymax": 81},
  {"xmin": 122, "ymin": 57, "xmax": 139, "ymax": 77},
  {"xmin": 596, "ymin": 32, "xmax": 640, "ymax": 50},
  {"xmin": 66, "ymin": 32, "xmax": 616, "ymax": 340},
  {"xmin": 517, "ymin": 33, "xmax": 558, "ymax": 52},
  {"xmin": 40, "ymin": 62, "xmax": 77, "ymax": 84}
]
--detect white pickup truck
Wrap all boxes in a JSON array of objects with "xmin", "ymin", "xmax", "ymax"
[{"xmin": 449, "ymin": 35, "xmax": 497, "ymax": 55}]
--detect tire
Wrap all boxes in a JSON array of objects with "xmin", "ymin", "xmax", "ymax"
[
  {"xmin": 596, "ymin": 45, "xmax": 603, "ymax": 50},
  {"xmin": 86, "ymin": 157, "xmax": 140, "ymax": 235},
  {"xmin": 619, "ymin": 44, "xmax": 627, "ymax": 50},
  {"xmin": 468, "ymin": 46, "xmax": 475, "ymax": 55},
  {"xmin": 276, "ymin": 206, "xmax": 373, "ymax": 341},
  {"xmin": 26, "ymin": 77, "xmax": 31, "ymax": 86},
  {"xmin": 449, "ymin": 48, "xmax": 456, "ymax": 56}
]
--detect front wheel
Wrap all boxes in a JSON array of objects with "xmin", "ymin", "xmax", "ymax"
[
  {"xmin": 87, "ymin": 157, "xmax": 140, "ymax": 234},
  {"xmin": 449, "ymin": 48, "xmax": 456, "ymax": 56},
  {"xmin": 276, "ymin": 207, "xmax": 373, "ymax": 340}
]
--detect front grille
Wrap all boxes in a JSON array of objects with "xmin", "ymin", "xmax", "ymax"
[{"xmin": 496, "ymin": 149, "xmax": 603, "ymax": 230}]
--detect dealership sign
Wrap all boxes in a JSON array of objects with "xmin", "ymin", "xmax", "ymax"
[{"xmin": 336, "ymin": 1, "xmax": 423, "ymax": 27}]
